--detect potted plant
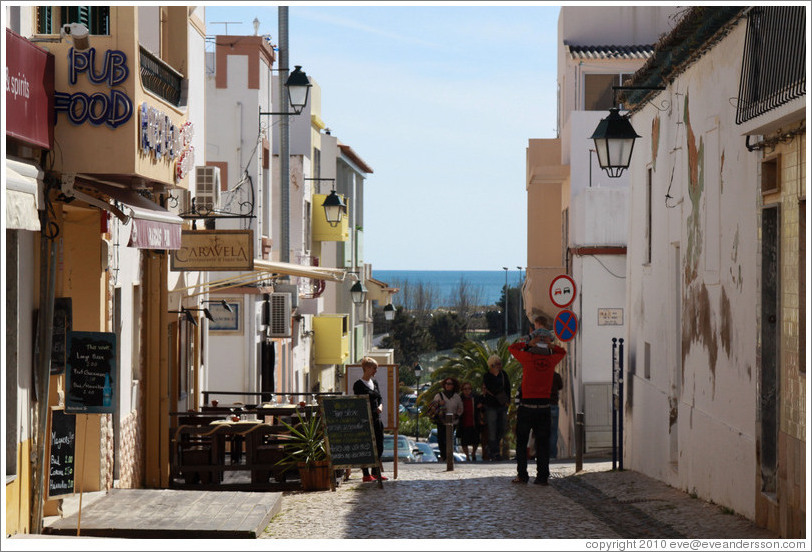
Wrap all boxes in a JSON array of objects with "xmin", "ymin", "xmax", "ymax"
[{"xmin": 276, "ymin": 409, "xmax": 332, "ymax": 491}]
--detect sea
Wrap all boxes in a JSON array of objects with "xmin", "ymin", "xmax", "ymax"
[{"xmin": 372, "ymin": 269, "xmax": 524, "ymax": 307}]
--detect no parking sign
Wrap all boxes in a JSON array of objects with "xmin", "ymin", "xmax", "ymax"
[{"xmin": 554, "ymin": 309, "xmax": 579, "ymax": 342}]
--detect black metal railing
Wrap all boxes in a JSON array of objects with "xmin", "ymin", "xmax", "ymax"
[
  {"xmin": 736, "ymin": 5, "xmax": 805, "ymax": 124},
  {"xmin": 139, "ymin": 46, "xmax": 183, "ymax": 107}
]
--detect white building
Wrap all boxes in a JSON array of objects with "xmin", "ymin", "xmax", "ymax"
[
  {"xmin": 621, "ymin": 6, "xmax": 805, "ymax": 536},
  {"xmin": 525, "ymin": 5, "xmax": 679, "ymax": 456}
]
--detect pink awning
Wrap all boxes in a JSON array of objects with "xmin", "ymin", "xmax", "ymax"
[{"xmin": 80, "ymin": 181, "xmax": 183, "ymax": 250}]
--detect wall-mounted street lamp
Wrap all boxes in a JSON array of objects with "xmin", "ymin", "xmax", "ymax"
[
  {"xmin": 589, "ymin": 86, "xmax": 665, "ymax": 178},
  {"xmin": 350, "ymin": 280, "xmax": 368, "ymax": 305},
  {"xmin": 258, "ymin": 65, "xmax": 313, "ymax": 118},
  {"xmin": 383, "ymin": 303, "xmax": 396, "ymax": 321},
  {"xmin": 186, "ymin": 307, "xmax": 215, "ymax": 322},
  {"xmin": 169, "ymin": 308, "xmax": 198, "ymax": 326},
  {"xmin": 589, "ymin": 107, "xmax": 641, "ymax": 178},
  {"xmin": 322, "ymin": 190, "xmax": 347, "ymax": 227},
  {"xmin": 203, "ymin": 299, "xmax": 233, "ymax": 313}
]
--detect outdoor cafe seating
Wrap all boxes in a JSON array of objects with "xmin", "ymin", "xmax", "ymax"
[{"xmin": 170, "ymin": 391, "xmax": 340, "ymax": 490}]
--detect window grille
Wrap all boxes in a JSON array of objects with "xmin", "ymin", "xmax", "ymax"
[{"xmin": 736, "ymin": 6, "xmax": 805, "ymax": 124}]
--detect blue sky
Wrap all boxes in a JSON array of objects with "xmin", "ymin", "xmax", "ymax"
[{"xmin": 205, "ymin": 4, "xmax": 560, "ymax": 271}]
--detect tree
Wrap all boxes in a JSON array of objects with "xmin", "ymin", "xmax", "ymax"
[
  {"xmin": 429, "ymin": 311, "xmax": 467, "ymax": 351},
  {"xmin": 380, "ymin": 309, "xmax": 435, "ymax": 385},
  {"xmin": 490, "ymin": 285, "xmax": 528, "ymax": 336},
  {"xmin": 423, "ymin": 337, "xmax": 521, "ymax": 409},
  {"xmin": 447, "ymin": 276, "xmax": 485, "ymax": 327}
]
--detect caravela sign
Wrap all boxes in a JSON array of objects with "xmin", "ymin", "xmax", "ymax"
[{"xmin": 170, "ymin": 230, "xmax": 254, "ymax": 271}]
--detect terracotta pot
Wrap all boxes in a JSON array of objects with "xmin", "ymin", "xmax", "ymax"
[{"xmin": 297, "ymin": 460, "xmax": 332, "ymax": 491}]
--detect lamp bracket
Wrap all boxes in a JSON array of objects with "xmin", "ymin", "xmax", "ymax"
[{"xmin": 613, "ymin": 85, "xmax": 669, "ymax": 112}]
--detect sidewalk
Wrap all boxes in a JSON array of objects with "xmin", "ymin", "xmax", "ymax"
[{"xmin": 261, "ymin": 458, "xmax": 778, "ymax": 540}]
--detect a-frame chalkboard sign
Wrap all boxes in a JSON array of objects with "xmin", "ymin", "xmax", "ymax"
[{"xmin": 319, "ymin": 396, "xmax": 383, "ymax": 489}]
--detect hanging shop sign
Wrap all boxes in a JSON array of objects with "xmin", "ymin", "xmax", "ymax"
[
  {"xmin": 170, "ymin": 230, "xmax": 254, "ymax": 271},
  {"xmin": 5, "ymin": 28, "xmax": 55, "ymax": 148}
]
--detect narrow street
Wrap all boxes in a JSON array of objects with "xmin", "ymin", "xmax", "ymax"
[{"xmin": 261, "ymin": 459, "xmax": 777, "ymax": 540}]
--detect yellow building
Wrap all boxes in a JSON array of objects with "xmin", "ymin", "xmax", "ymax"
[{"xmin": 5, "ymin": 5, "xmax": 207, "ymax": 535}]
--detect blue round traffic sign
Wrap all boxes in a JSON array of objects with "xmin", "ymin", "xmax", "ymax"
[{"xmin": 554, "ymin": 309, "xmax": 579, "ymax": 342}]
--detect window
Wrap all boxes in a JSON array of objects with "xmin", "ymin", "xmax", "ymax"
[
  {"xmin": 584, "ymin": 74, "xmax": 621, "ymax": 111},
  {"xmin": 37, "ymin": 6, "xmax": 110, "ymax": 35}
]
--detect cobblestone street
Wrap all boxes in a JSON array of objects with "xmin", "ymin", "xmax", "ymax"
[{"xmin": 261, "ymin": 459, "xmax": 777, "ymax": 541}]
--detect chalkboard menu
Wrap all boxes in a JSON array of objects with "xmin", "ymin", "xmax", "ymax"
[
  {"xmin": 48, "ymin": 408, "xmax": 76, "ymax": 498},
  {"xmin": 320, "ymin": 396, "xmax": 379, "ymax": 469},
  {"xmin": 65, "ymin": 331, "xmax": 117, "ymax": 414},
  {"xmin": 51, "ymin": 298, "xmax": 72, "ymax": 374}
]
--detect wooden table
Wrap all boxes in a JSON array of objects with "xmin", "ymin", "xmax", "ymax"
[{"xmin": 171, "ymin": 419, "xmax": 294, "ymax": 489}]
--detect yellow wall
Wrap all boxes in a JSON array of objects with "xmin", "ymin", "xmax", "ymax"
[
  {"xmin": 313, "ymin": 315, "xmax": 349, "ymax": 365},
  {"xmin": 46, "ymin": 6, "xmax": 190, "ymax": 189},
  {"xmin": 312, "ymin": 193, "xmax": 349, "ymax": 242},
  {"xmin": 5, "ymin": 438, "xmax": 33, "ymax": 536}
]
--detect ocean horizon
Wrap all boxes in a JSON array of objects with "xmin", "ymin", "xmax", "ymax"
[{"xmin": 372, "ymin": 269, "xmax": 523, "ymax": 307}]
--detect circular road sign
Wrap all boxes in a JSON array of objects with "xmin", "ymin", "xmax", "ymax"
[
  {"xmin": 554, "ymin": 309, "xmax": 579, "ymax": 342},
  {"xmin": 549, "ymin": 274, "xmax": 577, "ymax": 309}
]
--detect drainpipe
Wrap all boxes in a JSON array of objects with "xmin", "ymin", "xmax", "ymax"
[
  {"xmin": 278, "ymin": 6, "xmax": 290, "ymax": 264},
  {"xmin": 31, "ymin": 207, "xmax": 58, "ymax": 533}
]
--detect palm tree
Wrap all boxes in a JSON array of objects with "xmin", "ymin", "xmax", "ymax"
[{"xmin": 423, "ymin": 337, "xmax": 521, "ymax": 408}]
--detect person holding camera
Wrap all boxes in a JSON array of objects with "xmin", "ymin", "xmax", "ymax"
[{"xmin": 508, "ymin": 317, "xmax": 566, "ymax": 485}]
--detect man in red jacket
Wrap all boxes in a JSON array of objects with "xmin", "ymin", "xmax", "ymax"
[{"xmin": 508, "ymin": 327, "xmax": 566, "ymax": 485}]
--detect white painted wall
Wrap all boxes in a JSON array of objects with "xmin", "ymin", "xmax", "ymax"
[{"xmin": 624, "ymin": 22, "xmax": 760, "ymax": 518}]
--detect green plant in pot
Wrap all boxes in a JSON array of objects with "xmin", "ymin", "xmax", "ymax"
[{"xmin": 276, "ymin": 409, "xmax": 331, "ymax": 490}]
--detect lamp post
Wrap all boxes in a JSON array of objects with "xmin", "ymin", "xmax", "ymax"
[
  {"xmin": 413, "ymin": 363, "xmax": 423, "ymax": 442},
  {"xmin": 516, "ymin": 266, "xmax": 523, "ymax": 334},
  {"xmin": 502, "ymin": 267, "xmax": 509, "ymax": 337}
]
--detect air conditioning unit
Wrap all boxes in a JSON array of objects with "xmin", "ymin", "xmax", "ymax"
[
  {"xmin": 268, "ymin": 292, "xmax": 292, "ymax": 337},
  {"xmin": 194, "ymin": 166, "xmax": 221, "ymax": 213}
]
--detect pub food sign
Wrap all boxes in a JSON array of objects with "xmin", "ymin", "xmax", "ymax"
[{"xmin": 65, "ymin": 331, "xmax": 117, "ymax": 414}]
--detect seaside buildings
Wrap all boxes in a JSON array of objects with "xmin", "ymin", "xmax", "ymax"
[
  {"xmin": 4, "ymin": 6, "xmax": 395, "ymax": 536},
  {"xmin": 524, "ymin": 4, "xmax": 679, "ymax": 462}
]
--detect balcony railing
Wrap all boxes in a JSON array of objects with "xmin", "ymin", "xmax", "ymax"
[
  {"xmin": 140, "ymin": 46, "xmax": 183, "ymax": 107},
  {"xmin": 736, "ymin": 6, "xmax": 805, "ymax": 124}
]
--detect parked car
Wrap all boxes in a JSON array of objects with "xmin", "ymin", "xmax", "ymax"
[
  {"xmin": 426, "ymin": 428, "xmax": 466, "ymax": 462},
  {"xmin": 380, "ymin": 435, "xmax": 419, "ymax": 463},
  {"xmin": 413, "ymin": 442, "xmax": 438, "ymax": 462}
]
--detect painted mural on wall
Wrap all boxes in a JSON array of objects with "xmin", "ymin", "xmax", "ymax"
[{"xmin": 53, "ymin": 47, "xmax": 195, "ymax": 183}]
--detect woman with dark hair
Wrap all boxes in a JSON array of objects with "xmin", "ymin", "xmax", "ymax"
[
  {"xmin": 431, "ymin": 377, "xmax": 463, "ymax": 461},
  {"xmin": 458, "ymin": 381, "xmax": 485, "ymax": 461}
]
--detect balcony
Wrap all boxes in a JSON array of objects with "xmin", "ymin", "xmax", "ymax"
[
  {"xmin": 313, "ymin": 315, "xmax": 349, "ymax": 365},
  {"xmin": 140, "ymin": 46, "xmax": 183, "ymax": 107}
]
